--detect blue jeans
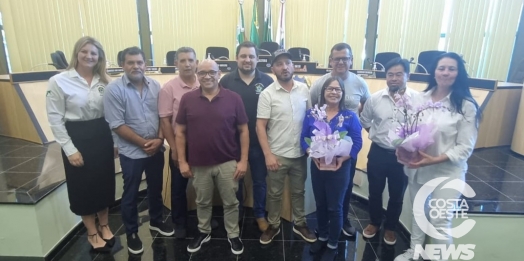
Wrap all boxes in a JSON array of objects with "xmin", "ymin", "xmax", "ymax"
[
  {"xmin": 120, "ymin": 151, "xmax": 165, "ymax": 235},
  {"xmin": 246, "ymin": 146, "xmax": 268, "ymax": 218},
  {"xmin": 311, "ymin": 159, "xmax": 351, "ymax": 247},
  {"xmin": 342, "ymin": 157, "xmax": 357, "ymax": 225}
]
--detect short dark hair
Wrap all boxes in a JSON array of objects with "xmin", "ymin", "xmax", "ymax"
[
  {"xmin": 236, "ymin": 41, "xmax": 259, "ymax": 57},
  {"xmin": 175, "ymin": 47, "xmax": 196, "ymax": 60},
  {"xmin": 121, "ymin": 47, "xmax": 146, "ymax": 63},
  {"xmin": 319, "ymin": 76, "xmax": 346, "ymax": 111},
  {"xmin": 330, "ymin": 43, "xmax": 353, "ymax": 57},
  {"xmin": 384, "ymin": 57, "xmax": 410, "ymax": 74}
]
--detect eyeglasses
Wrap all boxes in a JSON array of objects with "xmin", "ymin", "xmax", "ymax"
[
  {"xmin": 197, "ymin": 70, "xmax": 218, "ymax": 77},
  {"xmin": 331, "ymin": 57, "xmax": 351, "ymax": 63},
  {"xmin": 325, "ymin": 87, "xmax": 343, "ymax": 93}
]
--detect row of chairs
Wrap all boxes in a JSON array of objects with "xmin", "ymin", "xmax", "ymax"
[
  {"xmin": 164, "ymin": 43, "xmax": 311, "ymax": 66},
  {"xmin": 374, "ymin": 50, "xmax": 447, "ymax": 74},
  {"xmin": 49, "ymin": 48, "xmax": 445, "ymax": 74}
]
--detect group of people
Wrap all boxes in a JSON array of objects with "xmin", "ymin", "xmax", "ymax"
[{"xmin": 46, "ymin": 36, "xmax": 479, "ymax": 261}]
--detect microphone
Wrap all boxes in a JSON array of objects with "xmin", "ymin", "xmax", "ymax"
[
  {"xmin": 367, "ymin": 58, "xmax": 383, "ymax": 71},
  {"xmin": 409, "ymin": 57, "xmax": 428, "ymax": 74}
]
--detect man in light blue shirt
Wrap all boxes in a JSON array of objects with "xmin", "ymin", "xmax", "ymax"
[{"xmin": 104, "ymin": 47, "xmax": 173, "ymax": 255}]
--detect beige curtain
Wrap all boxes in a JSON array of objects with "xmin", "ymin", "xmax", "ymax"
[
  {"xmin": 270, "ymin": 0, "xmax": 368, "ymax": 68},
  {"xmin": 376, "ymin": 0, "xmax": 446, "ymax": 71},
  {"xmin": 79, "ymin": 0, "xmax": 140, "ymax": 66},
  {"xmin": 0, "ymin": 0, "xmax": 83, "ymax": 72},
  {"xmin": 149, "ymin": 0, "xmax": 249, "ymax": 65},
  {"xmin": 0, "ymin": 0, "xmax": 139, "ymax": 72},
  {"xmin": 443, "ymin": 0, "xmax": 524, "ymax": 80}
]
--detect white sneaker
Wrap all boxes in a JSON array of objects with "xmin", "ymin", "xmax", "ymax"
[{"xmin": 394, "ymin": 249, "xmax": 422, "ymax": 261}]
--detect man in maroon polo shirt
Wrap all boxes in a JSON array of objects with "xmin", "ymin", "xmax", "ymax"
[{"xmin": 175, "ymin": 59, "xmax": 249, "ymax": 255}]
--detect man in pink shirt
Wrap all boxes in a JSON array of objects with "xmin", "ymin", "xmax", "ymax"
[{"xmin": 159, "ymin": 47, "xmax": 199, "ymax": 239}]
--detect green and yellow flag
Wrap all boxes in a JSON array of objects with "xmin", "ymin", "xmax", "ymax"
[{"xmin": 250, "ymin": 0, "xmax": 260, "ymax": 45}]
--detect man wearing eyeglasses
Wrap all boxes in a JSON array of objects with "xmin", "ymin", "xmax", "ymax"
[
  {"xmin": 309, "ymin": 43, "xmax": 371, "ymax": 237},
  {"xmin": 175, "ymin": 59, "xmax": 248, "ymax": 255}
]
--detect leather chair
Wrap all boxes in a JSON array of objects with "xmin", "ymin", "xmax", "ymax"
[
  {"xmin": 259, "ymin": 42, "xmax": 280, "ymax": 55},
  {"xmin": 56, "ymin": 50, "xmax": 69, "ymax": 68},
  {"xmin": 288, "ymin": 47, "xmax": 311, "ymax": 61},
  {"xmin": 166, "ymin": 51, "xmax": 177, "ymax": 66},
  {"xmin": 417, "ymin": 50, "xmax": 446, "ymax": 73},
  {"xmin": 117, "ymin": 51, "xmax": 124, "ymax": 67},
  {"xmin": 374, "ymin": 52, "xmax": 401, "ymax": 71},
  {"xmin": 205, "ymin": 47, "xmax": 229, "ymax": 60},
  {"xmin": 50, "ymin": 52, "xmax": 67, "ymax": 69}
]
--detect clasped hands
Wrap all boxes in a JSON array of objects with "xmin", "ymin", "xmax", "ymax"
[
  {"xmin": 142, "ymin": 138, "xmax": 163, "ymax": 156},
  {"xmin": 396, "ymin": 150, "xmax": 439, "ymax": 169},
  {"xmin": 311, "ymin": 155, "xmax": 351, "ymax": 171}
]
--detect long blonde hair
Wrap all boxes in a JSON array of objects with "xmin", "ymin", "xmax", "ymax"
[{"xmin": 67, "ymin": 36, "xmax": 110, "ymax": 84}]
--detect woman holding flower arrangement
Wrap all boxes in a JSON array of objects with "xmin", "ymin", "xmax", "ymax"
[
  {"xmin": 300, "ymin": 76, "xmax": 362, "ymax": 260},
  {"xmin": 394, "ymin": 52, "xmax": 480, "ymax": 261}
]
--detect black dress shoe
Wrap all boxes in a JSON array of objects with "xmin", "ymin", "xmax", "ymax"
[
  {"xmin": 88, "ymin": 233, "xmax": 112, "ymax": 253},
  {"xmin": 98, "ymin": 224, "xmax": 115, "ymax": 247},
  {"xmin": 102, "ymin": 236, "xmax": 116, "ymax": 247}
]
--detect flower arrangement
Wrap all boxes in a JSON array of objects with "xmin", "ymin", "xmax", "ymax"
[
  {"xmin": 387, "ymin": 93, "xmax": 449, "ymax": 165},
  {"xmin": 304, "ymin": 104, "xmax": 353, "ymax": 170}
]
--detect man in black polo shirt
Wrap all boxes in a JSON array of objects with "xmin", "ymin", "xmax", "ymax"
[{"xmin": 219, "ymin": 41, "xmax": 274, "ymax": 232}]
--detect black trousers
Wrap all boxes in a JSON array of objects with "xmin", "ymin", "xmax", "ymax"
[
  {"xmin": 169, "ymin": 149, "xmax": 189, "ymax": 230},
  {"xmin": 367, "ymin": 142, "xmax": 408, "ymax": 230}
]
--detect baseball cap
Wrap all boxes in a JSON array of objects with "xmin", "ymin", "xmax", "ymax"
[{"xmin": 271, "ymin": 49, "xmax": 293, "ymax": 66}]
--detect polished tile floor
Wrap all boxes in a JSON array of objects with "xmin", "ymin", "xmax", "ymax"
[
  {"xmin": 2, "ymin": 136, "xmax": 524, "ymax": 260},
  {"xmin": 463, "ymin": 146, "xmax": 524, "ymax": 214},
  {"xmin": 52, "ymin": 196, "xmax": 411, "ymax": 261},
  {"xmin": 0, "ymin": 136, "xmax": 65, "ymax": 203}
]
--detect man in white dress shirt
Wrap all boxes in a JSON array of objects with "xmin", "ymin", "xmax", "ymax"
[{"xmin": 360, "ymin": 58, "xmax": 417, "ymax": 245}]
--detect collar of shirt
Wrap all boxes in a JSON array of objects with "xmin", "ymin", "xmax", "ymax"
[
  {"xmin": 233, "ymin": 69, "xmax": 261, "ymax": 82},
  {"xmin": 423, "ymin": 88, "xmax": 451, "ymax": 103},
  {"xmin": 122, "ymin": 73, "xmax": 150, "ymax": 89},
  {"xmin": 66, "ymin": 69, "xmax": 100, "ymax": 86},
  {"xmin": 199, "ymin": 86, "xmax": 225, "ymax": 98},
  {"xmin": 274, "ymin": 79, "xmax": 299, "ymax": 92},
  {"xmin": 174, "ymin": 75, "xmax": 199, "ymax": 89},
  {"xmin": 381, "ymin": 86, "xmax": 417, "ymax": 99}
]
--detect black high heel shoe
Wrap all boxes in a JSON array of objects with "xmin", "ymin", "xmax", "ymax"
[
  {"xmin": 99, "ymin": 224, "xmax": 116, "ymax": 247},
  {"xmin": 88, "ymin": 233, "xmax": 112, "ymax": 253}
]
